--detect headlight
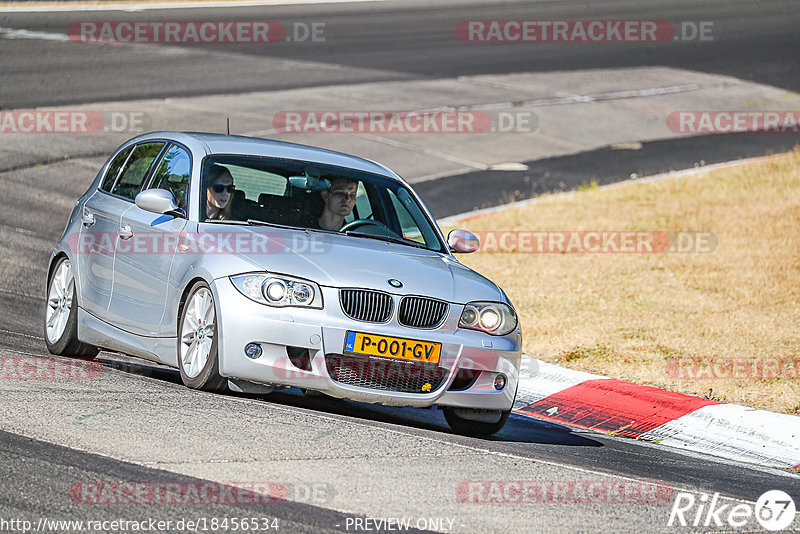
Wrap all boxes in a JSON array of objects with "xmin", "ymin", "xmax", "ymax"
[
  {"xmin": 459, "ymin": 301, "xmax": 517, "ymax": 336},
  {"xmin": 230, "ymin": 273, "xmax": 322, "ymax": 308},
  {"xmin": 264, "ymin": 279, "xmax": 287, "ymax": 302}
]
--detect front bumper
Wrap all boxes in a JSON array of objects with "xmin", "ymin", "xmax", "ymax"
[{"xmin": 213, "ymin": 280, "xmax": 522, "ymax": 410}]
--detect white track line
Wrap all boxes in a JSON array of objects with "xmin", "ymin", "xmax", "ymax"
[
  {"xmin": 0, "ymin": 0, "xmax": 383, "ymax": 13},
  {"xmin": 0, "ymin": 26, "xmax": 72, "ymax": 41}
]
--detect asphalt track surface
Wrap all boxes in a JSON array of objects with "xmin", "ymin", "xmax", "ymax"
[
  {"xmin": 1, "ymin": 1, "xmax": 800, "ymax": 533},
  {"xmin": 420, "ymin": 131, "xmax": 800, "ymax": 217},
  {"xmin": 1, "ymin": 0, "xmax": 799, "ymax": 107}
]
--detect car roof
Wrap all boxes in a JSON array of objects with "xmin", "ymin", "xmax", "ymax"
[{"xmin": 129, "ymin": 131, "xmax": 403, "ymax": 182}]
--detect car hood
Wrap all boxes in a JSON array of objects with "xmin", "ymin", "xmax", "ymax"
[{"xmin": 204, "ymin": 225, "xmax": 504, "ymax": 303}]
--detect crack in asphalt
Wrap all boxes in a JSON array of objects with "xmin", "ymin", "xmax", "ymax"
[{"xmin": 0, "ymin": 326, "xmax": 43, "ymax": 340}]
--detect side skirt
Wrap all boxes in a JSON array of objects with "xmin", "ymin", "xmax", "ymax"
[{"xmin": 77, "ymin": 307, "xmax": 179, "ymax": 367}]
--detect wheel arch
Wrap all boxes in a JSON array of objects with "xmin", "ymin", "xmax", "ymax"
[
  {"xmin": 47, "ymin": 251, "xmax": 79, "ymax": 306},
  {"xmin": 49, "ymin": 247, "xmax": 92, "ymax": 308},
  {"xmin": 176, "ymin": 276, "xmax": 212, "ymax": 326},
  {"xmin": 47, "ymin": 252, "xmax": 69, "ymax": 286},
  {"xmin": 44, "ymin": 251, "xmax": 98, "ymax": 358},
  {"xmin": 175, "ymin": 275, "xmax": 228, "ymax": 392}
]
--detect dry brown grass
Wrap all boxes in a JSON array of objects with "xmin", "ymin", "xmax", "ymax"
[{"xmin": 452, "ymin": 148, "xmax": 800, "ymax": 414}]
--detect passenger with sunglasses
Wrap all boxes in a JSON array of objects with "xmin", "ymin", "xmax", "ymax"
[{"xmin": 206, "ymin": 164, "xmax": 235, "ymax": 220}]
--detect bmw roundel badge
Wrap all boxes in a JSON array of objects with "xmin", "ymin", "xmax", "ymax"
[{"xmin": 388, "ymin": 279, "xmax": 403, "ymax": 288}]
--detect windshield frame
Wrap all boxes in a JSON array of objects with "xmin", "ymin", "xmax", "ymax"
[{"xmin": 199, "ymin": 154, "xmax": 448, "ymax": 253}]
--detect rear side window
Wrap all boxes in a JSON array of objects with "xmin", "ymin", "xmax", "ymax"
[
  {"xmin": 111, "ymin": 142, "xmax": 165, "ymax": 200},
  {"xmin": 148, "ymin": 144, "xmax": 191, "ymax": 208},
  {"xmin": 100, "ymin": 146, "xmax": 132, "ymax": 192}
]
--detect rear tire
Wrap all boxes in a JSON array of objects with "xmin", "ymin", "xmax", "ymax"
[
  {"xmin": 178, "ymin": 281, "xmax": 228, "ymax": 392},
  {"xmin": 443, "ymin": 407, "xmax": 511, "ymax": 437},
  {"xmin": 44, "ymin": 257, "xmax": 98, "ymax": 358}
]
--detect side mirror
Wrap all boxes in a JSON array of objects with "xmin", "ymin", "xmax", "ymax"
[
  {"xmin": 447, "ymin": 229, "xmax": 480, "ymax": 253},
  {"xmin": 135, "ymin": 189, "xmax": 184, "ymax": 217}
]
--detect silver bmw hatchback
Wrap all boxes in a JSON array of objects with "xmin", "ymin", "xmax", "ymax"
[{"xmin": 45, "ymin": 132, "xmax": 522, "ymax": 435}]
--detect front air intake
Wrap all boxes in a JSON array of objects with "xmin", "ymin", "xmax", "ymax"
[{"xmin": 326, "ymin": 354, "xmax": 447, "ymax": 393}]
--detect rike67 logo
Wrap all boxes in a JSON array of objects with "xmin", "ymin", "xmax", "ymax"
[{"xmin": 668, "ymin": 490, "xmax": 796, "ymax": 531}]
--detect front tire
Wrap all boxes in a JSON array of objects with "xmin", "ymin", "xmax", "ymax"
[
  {"xmin": 443, "ymin": 407, "xmax": 512, "ymax": 437},
  {"xmin": 44, "ymin": 257, "xmax": 98, "ymax": 358},
  {"xmin": 178, "ymin": 281, "xmax": 227, "ymax": 392}
]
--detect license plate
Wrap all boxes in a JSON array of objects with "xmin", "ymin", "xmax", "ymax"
[{"xmin": 344, "ymin": 331, "xmax": 441, "ymax": 364}]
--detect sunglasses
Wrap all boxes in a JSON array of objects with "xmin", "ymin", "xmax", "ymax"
[{"xmin": 211, "ymin": 184, "xmax": 235, "ymax": 193}]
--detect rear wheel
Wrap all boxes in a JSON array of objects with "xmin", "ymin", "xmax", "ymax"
[
  {"xmin": 178, "ymin": 281, "xmax": 228, "ymax": 392},
  {"xmin": 44, "ymin": 257, "xmax": 98, "ymax": 358},
  {"xmin": 443, "ymin": 407, "xmax": 512, "ymax": 437}
]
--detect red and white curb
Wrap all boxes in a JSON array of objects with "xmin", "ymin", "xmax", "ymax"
[{"xmin": 512, "ymin": 357, "xmax": 800, "ymax": 470}]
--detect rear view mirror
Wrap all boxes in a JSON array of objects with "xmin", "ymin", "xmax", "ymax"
[
  {"xmin": 448, "ymin": 229, "xmax": 480, "ymax": 253},
  {"xmin": 289, "ymin": 174, "xmax": 331, "ymax": 192}
]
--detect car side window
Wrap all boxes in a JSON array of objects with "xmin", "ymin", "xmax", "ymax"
[
  {"xmin": 111, "ymin": 142, "xmax": 165, "ymax": 200},
  {"xmin": 148, "ymin": 144, "xmax": 191, "ymax": 208},
  {"xmin": 100, "ymin": 146, "xmax": 132, "ymax": 192},
  {"xmin": 344, "ymin": 182, "xmax": 370, "ymax": 223},
  {"xmin": 386, "ymin": 187, "xmax": 435, "ymax": 246}
]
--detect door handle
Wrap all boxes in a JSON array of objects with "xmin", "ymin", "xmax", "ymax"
[
  {"xmin": 81, "ymin": 210, "xmax": 95, "ymax": 227},
  {"xmin": 119, "ymin": 225, "xmax": 133, "ymax": 240}
]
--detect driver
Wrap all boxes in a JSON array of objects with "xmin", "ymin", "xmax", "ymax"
[{"xmin": 314, "ymin": 178, "xmax": 358, "ymax": 231}]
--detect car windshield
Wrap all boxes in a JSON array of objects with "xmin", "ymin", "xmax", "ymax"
[{"xmin": 200, "ymin": 155, "xmax": 445, "ymax": 252}]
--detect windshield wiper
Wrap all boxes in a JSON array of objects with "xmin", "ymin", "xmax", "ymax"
[
  {"xmin": 203, "ymin": 219, "xmax": 249, "ymax": 225},
  {"xmin": 344, "ymin": 231, "xmax": 424, "ymax": 249}
]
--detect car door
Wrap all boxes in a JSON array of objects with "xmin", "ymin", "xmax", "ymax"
[
  {"xmin": 108, "ymin": 143, "xmax": 190, "ymax": 336},
  {"xmin": 77, "ymin": 145, "xmax": 133, "ymax": 320}
]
